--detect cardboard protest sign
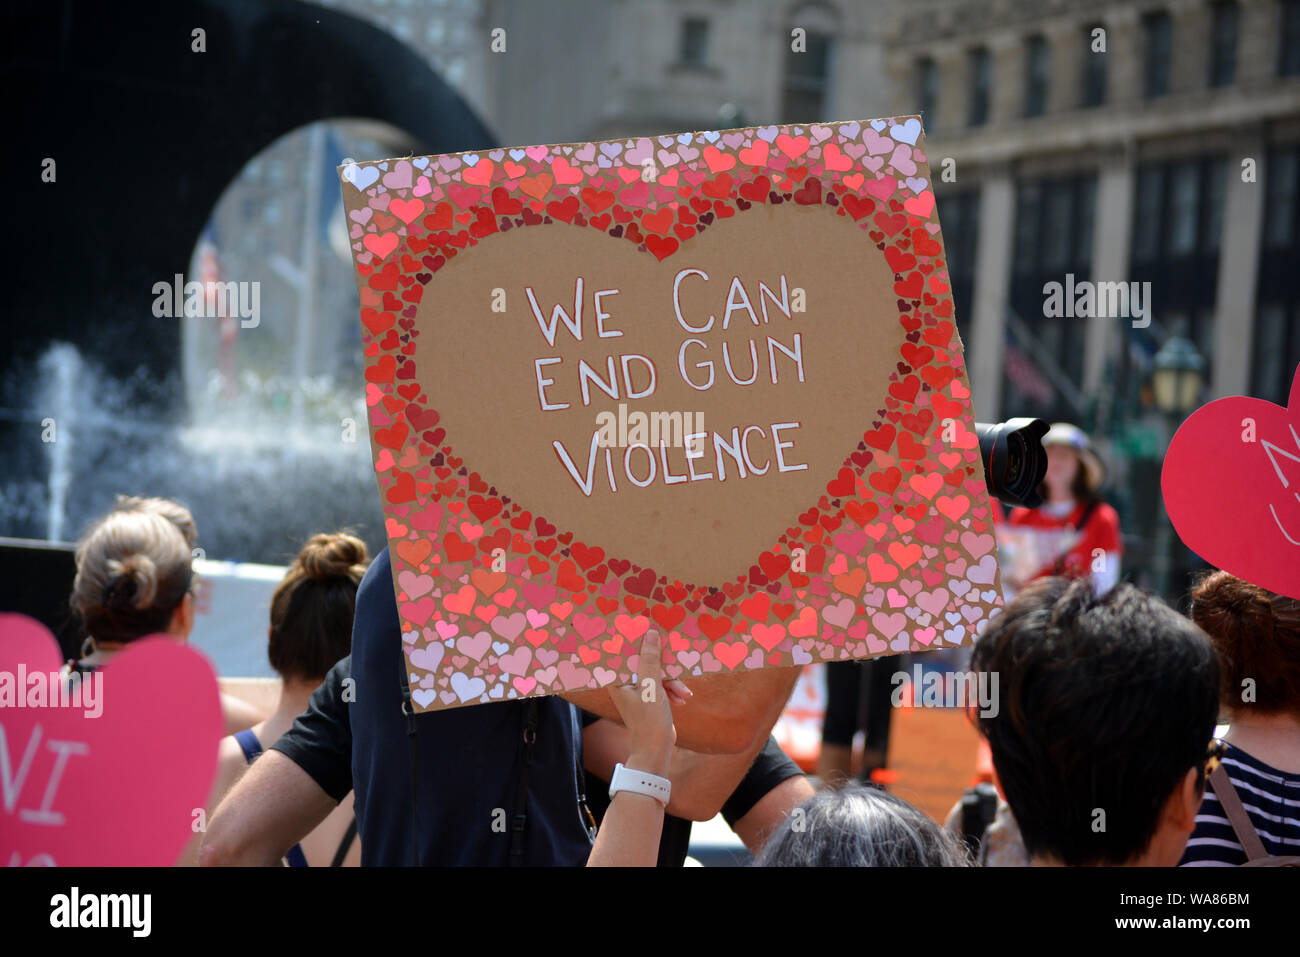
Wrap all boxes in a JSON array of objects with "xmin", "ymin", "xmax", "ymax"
[
  {"xmin": 0, "ymin": 614, "xmax": 222, "ymax": 865},
  {"xmin": 1163, "ymin": 363, "xmax": 1300, "ymax": 600},
  {"xmin": 340, "ymin": 117, "xmax": 1003, "ymax": 712}
]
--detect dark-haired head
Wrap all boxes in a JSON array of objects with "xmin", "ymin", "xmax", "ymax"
[
  {"xmin": 268, "ymin": 533, "xmax": 369, "ymax": 683},
  {"xmin": 971, "ymin": 577, "xmax": 1219, "ymax": 866},
  {"xmin": 753, "ymin": 783, "xmax": 971, "ymax": 867},
  {"xmin": 1190, "ymin": 570, "xmax": 1300, "ymax": 719}
]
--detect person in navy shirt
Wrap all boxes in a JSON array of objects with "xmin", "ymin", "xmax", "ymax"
[{"xmin": 201, "ymin": 548, "xmax": 805, "ymax": 866}]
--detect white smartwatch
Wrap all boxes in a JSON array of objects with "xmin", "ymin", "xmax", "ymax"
[{"xmin": 608, "ymin": 763, "xmax": 672, "ymax": 807}]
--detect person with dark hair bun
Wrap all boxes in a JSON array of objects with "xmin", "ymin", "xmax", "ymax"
[
  {"xmin": 199, "ymin": 532, "xmax": 369, "ymax": 867},
  {"xmin": 1179, "ymin": 570, "xmax": 1300, "ymax": 865}
]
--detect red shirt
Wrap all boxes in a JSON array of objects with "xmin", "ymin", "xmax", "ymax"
[{"xmin": 997, "ymin": 499, "xmax": 1123, "ymax": 585}]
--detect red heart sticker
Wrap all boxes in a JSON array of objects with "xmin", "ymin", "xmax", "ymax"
[
  {"xmin": 1162, "ymin": 364, "xmax": 1300, "ymax": 600},
  {"xmin": 0, "ymin": 614, "xmax": 222, "ymax": 865}
]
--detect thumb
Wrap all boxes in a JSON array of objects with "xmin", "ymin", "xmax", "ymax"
[{"xmin": 637, "ymin": 629, "xmax": 664, "ymax": 685}]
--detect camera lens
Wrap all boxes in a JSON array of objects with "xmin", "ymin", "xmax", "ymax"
[{"xmin": 974, "ymin": 418, "xmax": 1049, "ymax": 509}]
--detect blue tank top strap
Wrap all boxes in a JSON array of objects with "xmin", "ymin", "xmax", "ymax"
[
  {"xmin": 284, "ymin": 844, "xmax": 309, "ymax": 868},
  {"xmin": 232, "ymin": 727, "xmax": 310, "ymax": 866},
  {"xmin": 233, "ymin": 728, "xmax": 263, "ymax": 763}
]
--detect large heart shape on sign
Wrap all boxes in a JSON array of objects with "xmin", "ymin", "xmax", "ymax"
[
  {"xmin": 0, "ymin": 614, "xmax": 222, "ymax": 866},
  {"xmin": 416, "ymin": 202, "xmax": 898, "ymax": 585},
  {"xmin": 1162, "ymin": 363, "xmax": 1300, "ymax": 600}
]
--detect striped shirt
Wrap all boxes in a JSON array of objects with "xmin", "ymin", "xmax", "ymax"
[{"xmin": 1179, "ymin": 742, "xmax": 1300, "ymax": 866}]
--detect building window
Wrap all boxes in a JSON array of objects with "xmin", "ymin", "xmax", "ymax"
[
  {"xmin": 1007, "ymin": 174, "xmax": 1098, "ymax": 412},
  {"xmin": 968, "ymin": 47, "xmax": 991, "ymax": 127},
  {"xmin": 1283, "ymin": 0, "xmax": 1300, "ymax": 75},
  {"xmin": 942, "ymin": 190, "xmax": 979, "ymax": 278},
  {"xmin": 917, "ymin": 57, "xmax": 939, "ymax": 126},
  {"xmin": 781, "ymin": 32, "xmax": 833, "ymax": 122},
  {"xmin": 1209, "ymin": 2, "xmax": 1238, "ymax": 87},
  {"xmin": 1133, "ymin": 158, "xmax": 1229, "ymax": 260},
  {"xmin": 1081, "ymin": 24, "xmax": 1107, "ymax": 106},
  {"xmin": 1076, "ymin": 177, "xmax": 1097, "ymax": 261},
  {"xmin": 678, "ymin": 17, "xmax": 709, "ymax": 68},
  {"xmin": 1143, "ymin": 11, "xmax": 1172, "ymax": 97},
  {"xmin": 1133, "ymin": 166, "xmax": 1165, "ymax": 262},
  {"xmin": 1265, "ymin": 149, "xmax": 1298, "ymax": 248},
  {"xmin": 1024, "ymin": 35, "xmax": 1049, "ymax": 117},
  {"xmin": 1014, "ymin": 182, "xmax": 1042, "ymax": 272},
  {"xmin": 938, "ymin": 189, "xmax": 979, "ymax": 342},
  {"xmin": 1202, "ymin": 159, "xmax": 1226, "ymax": 252},
  {"xmin": 1042, "ymin": 186, "xmax": 1074, "ymax": 270},
  {"xmin": 1167, "ymin": 162, "xmax": 1201, "ymax": 257},
  {"xmin": 1253, "ymin": 303, "xmax": 1296, "ymax": 403}
]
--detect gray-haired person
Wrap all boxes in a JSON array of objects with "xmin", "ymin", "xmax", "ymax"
[
  {"xmin": 754, "ymin": 783, "xmax": 971, "ymax": 867},
  {"xmin": 589, "ymin": 632, "xmax": 970, "ymax": 867}
]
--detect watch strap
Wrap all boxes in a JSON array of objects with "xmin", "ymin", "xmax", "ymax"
[{"xmin": 609, "ymin": 762, "xmax": 671, "ymax": 806}]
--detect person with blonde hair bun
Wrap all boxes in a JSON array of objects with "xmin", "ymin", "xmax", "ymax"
[
  {"xmin": 65, "ymin": 497, "xmax": 263, "ymax": 735},
  {"xmin": 203, "ymin": 532, "xmax": 369, "ymax": 867}
]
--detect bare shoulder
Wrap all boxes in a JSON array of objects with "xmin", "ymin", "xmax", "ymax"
[{"xmin": 220, "ymin": 691, "xmax": 265, "ymax": 735}]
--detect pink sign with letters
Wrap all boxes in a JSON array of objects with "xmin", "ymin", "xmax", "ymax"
[
  {"xmin": 1162, "ymin": 363, "xmax": 1300, "ymax": 600},
  {"xmin": 0, "ymin": 614, "xmax": 222, "ymax": 866}
]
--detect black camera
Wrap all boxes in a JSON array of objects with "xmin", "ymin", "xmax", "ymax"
[{"xmin": 974, "ymin": 419, "xmax": 1049, "ymax": 509}]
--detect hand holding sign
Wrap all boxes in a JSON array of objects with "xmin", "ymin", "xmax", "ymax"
[
  {"xmin": 607, "ymin": 630, "xmax": 677, "ymax": 766},
  {"xmin": 1162, "ymin": 363, "xmax": 1300, "ymax": 600}
]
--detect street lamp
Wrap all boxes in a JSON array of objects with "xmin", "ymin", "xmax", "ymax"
[
  {"xmin": 717, "ymin": 102, "xmax": 748, "ymax": 130},
  {"xmin": 1151, "ymin": 335, "xmax": 1207, "ymax": 418},
  {"xmin": 1150, "ymin": 335, "xmax": 1206, "ymax": 599}
]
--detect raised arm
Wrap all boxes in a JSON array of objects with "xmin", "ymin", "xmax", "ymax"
[
  {"xmin": 587, "ymin": 631, "xmax": 675, "ymax": 867},
  {"xmin": 199, "ymin": 750, "xmax": 336, "ymax": 866}
]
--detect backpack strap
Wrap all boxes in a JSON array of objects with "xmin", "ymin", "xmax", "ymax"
[
  {"xmin": 509, "ymin": 699, "xmax": 540, "ymax": 866},
  {"xmin": 571, "ymin": 706, "xmax": 598, "ymax": 842},
  {"xmin": 399, "ymin": 648, "xmax": 421, "ymax": 867},
  {"xmin": 1210, "ymin": 764, "xmax": 1269, "ymax": 861},
  {"xmin": 330, "ymin": 817, "xmax": 359, "ymax": 867}
]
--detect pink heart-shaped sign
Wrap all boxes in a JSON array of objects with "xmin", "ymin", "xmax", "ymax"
[
  {"xmin": 0, "ymin": 614, "xmax": 222, "ymax": 865},
  {"xmin": 1162, "ymin": 364, "xmax": 1300, "ymax": 600}
]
